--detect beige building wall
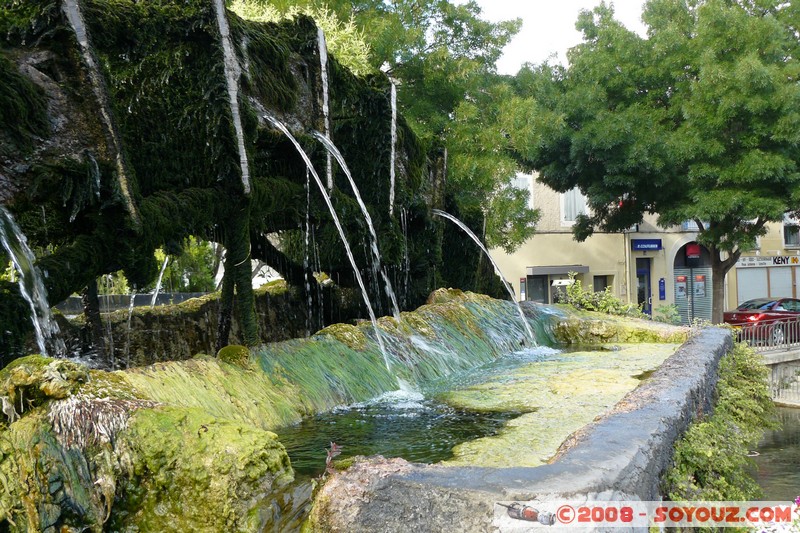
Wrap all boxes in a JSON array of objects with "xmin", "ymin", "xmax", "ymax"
[{"xmin": 492, "ymin": 174, "xmax": 799, "ymax": 321}]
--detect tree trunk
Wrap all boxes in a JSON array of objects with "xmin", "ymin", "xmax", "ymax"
[
  {"xmin": 215, "ymin": 265, "xmax": 235, "ymax": 352},
  {"xmin": 710, "ymin": 246, "xmax": 740, "ymax": 324},
  {"xmin": 216, "ymin": 200, "xmax": 259, "ymax": 350}
]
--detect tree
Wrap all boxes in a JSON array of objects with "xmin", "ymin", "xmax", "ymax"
[
  {"xmin": 504, "ymin": 0, "xmax": 800, "ymax": 322},
  {"xmin": 236, "ymin": 0, "xmax": 538, "ymax": 252}
]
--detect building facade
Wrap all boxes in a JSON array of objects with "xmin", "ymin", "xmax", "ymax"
[{"xmin": 491, "ymin": 174, "xmax": 800, "ymax": 324}]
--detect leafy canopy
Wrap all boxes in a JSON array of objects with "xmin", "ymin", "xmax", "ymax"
[
  {"xmin": 504, "ymin": 0, "xmax": 800, "ymax": 256},
  {"xmin": 235, "ymin": 0, "xmax": 538, "ymax": 252}
]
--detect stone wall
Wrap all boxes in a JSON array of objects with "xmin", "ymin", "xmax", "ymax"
[{"xmin": 64, "ymin": 281, "xmax": 363, "ymax": 368}]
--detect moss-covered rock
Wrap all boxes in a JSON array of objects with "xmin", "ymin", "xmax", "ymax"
[
  {"xmin": 110, "ymin": 407, "xmax": 293, "ymax": 532},
  {"xmin": 0, "ymin": 356, "xmax": 89, "ymax": 422},
  {"xmin": 439, "ymin": 343, "xmax": 680, "ymax": 468},
  {"xmin": 217, "ymin": 344, "xmax": 252, "ymax": 367}
]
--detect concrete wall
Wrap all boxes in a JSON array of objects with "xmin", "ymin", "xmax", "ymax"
[{"xmin": 310, "ymin": 327, "xmax": 733, "ymax": 532}]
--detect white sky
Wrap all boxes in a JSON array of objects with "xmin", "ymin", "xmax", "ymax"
[{"xmin": 474, "ymin": 1, "xmax": 648, "ymax": 74}]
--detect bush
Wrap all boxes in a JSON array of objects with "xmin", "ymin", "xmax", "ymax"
[
  {"xmin": 662, "ymin": 343, "xmax": 777, "ymax": 502},
  {"xmin": 563, "ymin": 272, "xmax": 645, "ymax": 318}
]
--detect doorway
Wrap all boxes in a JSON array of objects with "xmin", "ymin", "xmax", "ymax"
[{"xmin": 636, "ymin": 258, "xmax": 652, "ymax": 315}]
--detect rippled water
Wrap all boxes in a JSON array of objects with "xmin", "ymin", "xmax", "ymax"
[
  {"xmin": 275, "ymin": 346, "xmax": 559, "ymax": 476},
  {"xmin": 276, "ymin": 390, "xmax": 520, "ymax": 477},
  {"xmin": 755, "ymin": 406, "xmax": 800, "ymax": 501}
]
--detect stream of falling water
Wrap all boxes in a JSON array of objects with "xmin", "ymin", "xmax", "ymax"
[
  {"xmin": 432, "ymin": 209, "xmax": 535, "ymax": 344},
  {"xmin": 304, "ymin": 169, "xmax": 313, "ymax": 336},
  {"xmin": 150, "ymin": 256, "xmax": 170, "ymax": 308},
  {"xmin": 263, "ymin": 115, "xmax": 392, "ymax": 371},
  {"xmin": 389, "ymin": 79, "xmax": 397, "ymax": 216},
  {"xmin": 317, "ymin": 27, "xmax": 333, "ymax": 191},
  {"xmin": 312, "ymin": 133, "xmax": 401, "ymax": 319},
  {"xmin": 211, "ymin": 0, "xmax": 251, "ymax": 195},
  {"xmin": 0, "ymin": 206, "xmax": 65, "ymax": 357},
  {"xmin": 61, "ymin": 0, "xmax": 139, "ymax": 222}
]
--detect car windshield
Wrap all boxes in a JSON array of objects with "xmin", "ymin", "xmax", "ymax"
[{"xmin": 737, "ymin": 299, "xmax": 776, "ymax": 310}]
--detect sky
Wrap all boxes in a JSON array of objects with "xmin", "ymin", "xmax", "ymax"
[{"xmin": 474, "ymin": 1, "xmax": 649, "ymax": 75}]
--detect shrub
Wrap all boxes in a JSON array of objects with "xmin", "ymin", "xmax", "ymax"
[{"xmin": 563, "ymin": 272, "xmax": 645, "ymax": 318}]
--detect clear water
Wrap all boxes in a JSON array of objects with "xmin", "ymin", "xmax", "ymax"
[
  {"xmin": 275, "ymin": 346, "xmax": 558, "ymax": 477},
  {"xmin": 277, "ymin": 391, "xmax": 519, "ymax": 477},
  {"xmin": 754, "ymin": 406, "xmax": 800, "ymax": 501}
]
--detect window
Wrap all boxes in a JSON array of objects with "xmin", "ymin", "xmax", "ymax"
[
  {"xmin": 784, "ymin": 214, "xmax": 800, "ymax": 248},
  {"xmin": 510, "ymin": 173, "xmax": 534, "ymax": 209},
  {"xmin": 593, "ymin": 275, "xmax": 611, "ymax": 293},
  {"xmin": 561, "ymin": 187, "xmax": 587, "ymax": 224}
]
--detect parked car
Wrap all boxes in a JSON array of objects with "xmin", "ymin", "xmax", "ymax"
[{"xmin": 723, "ymin": 297, "xmax": 800, "ymax": 346}]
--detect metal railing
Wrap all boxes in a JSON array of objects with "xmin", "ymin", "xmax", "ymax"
[
  {"xmin": 770, "ymin": 363, "xmax": 800, "ymax": 404},
  {"xmin": 733, "ymin": 315, "xmax": 800, "ymax": 353}
]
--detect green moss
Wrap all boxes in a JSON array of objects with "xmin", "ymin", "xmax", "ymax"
[
  {"xmin": 440, "ymin": 344, "xmax": 679, "ymax": 467},
  {"xmin": 217, "ymin": 344, "xmax": 251, "ymax": 367},
  {"xmin": 0, "ymin": 51, "xmax": 49, "ymax": 156},
  {"xmin": 316, "ymin": 323, "xmax": 367, "ymax": 351},
  {"xmin": 0, "ymin": 356, "xmax": 89, "ymax": 419},
  {"xmin": 552, "ymin": 313, "xmax": 689, "ymax": 346},
  {"xmin": 662, "ymin": 343, "xmax": 777, "ymax": 502},
  {"xmin": 110, "ymin": 406, "xmax": 292, "ymax": 532}
]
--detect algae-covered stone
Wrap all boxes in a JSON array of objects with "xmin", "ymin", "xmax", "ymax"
[
  {"xmin": 111, "ymin": 406, "xmax": 293, "ymax": 532},
  {"xmin": 217, "ymin": 344, "xmax": 251, "ymax": 367},
  {"xmin": 315, "ymin": 323, "xmax": 367, "ymax": 351},
  {"xmin": 440, "ymin": 343, "xmax": 680, "ymax": 467},
  {"xmin": 0, "ymin": 356, "xmax": 88, "ymax": 422}
]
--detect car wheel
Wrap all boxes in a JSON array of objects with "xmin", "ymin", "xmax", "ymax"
[{"xmin": 770, "ymin": 324, "xmax": 785, "ymax": 346}]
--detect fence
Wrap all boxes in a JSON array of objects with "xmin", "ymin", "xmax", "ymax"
[
  {"xmin": 734, "ymin": 315, "xmax": 800, "ymax": 353},
  {"xmin": 734, "ymin": 315, "xmax": 800, "ymax": 404}
]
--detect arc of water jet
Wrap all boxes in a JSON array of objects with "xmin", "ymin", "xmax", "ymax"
[
  {"xmin": 312, "ymin": 132, "xmax": 401, "ymax": 319},
  {"xmin": 151, "ymin": 256, "xmax": 170, "ymax": 308},
  {"xmin": 0, "ymin": 206, "xmax": 65, "ymax": 357},
  {"xmin": 212, "ymin": 0, "xmax": 251, "ymax": 195},
  {"xmin": 432, "ymin": 209, "xmax": 536, "ymax": 344},
  {"xmin": 263, "ymin": 115, "xmax": 392, "ymax": 370}
]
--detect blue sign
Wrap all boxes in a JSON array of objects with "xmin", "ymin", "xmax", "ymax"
[
  {"xmin": 632, "ymin": 239, "xmax": 663, "ymax": 251},
  {"xmin": 659, "ymin": 278, "xmax": 666, "ymax": 300}
]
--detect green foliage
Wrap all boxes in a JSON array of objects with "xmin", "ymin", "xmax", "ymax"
[
  {"xmin": 563, "ymin": 273, "xmax": 645, "ymax": 318},
  {"xmin": 506, "ymin": 0, "xmax": 800, "ymax": 316},
  {"xmin": 653, "ymin": 304, "xmax": 681, "ymax": 326},
  {"xmin": 663, "ymin": 343, "xmax": 777, "ymax": 501},
  {"xmin": 231, "ymin": 0, "xmax": 372, "ymax": 76},
  {"xmin": 149, "ymin": 238, "xmax": 218, "ymax": 294},
  {"xmin": 98, "ymin": 271, "xmax": 131, "ymax": 295},
  {"xmin": 0, "ymin": 51, "xmax": 49, "ymax": 156}
]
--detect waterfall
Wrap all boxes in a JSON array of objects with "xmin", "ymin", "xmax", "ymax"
[
  {"xmin": 401, "ymin": 207, "xmax": 410, "ymax": 308},
  {"xmin": 150, "ymin": 256, "xmax": 169, "ymax": 308},
  {"xmin": 263, "ymin": 115, "xmax": 392, "ymax": 370},
  {"xmin": 312, "ymin": 133, "xmax": 401, "ymax": 319},
  {"xmin": 432, "ymin": 209, "xmax": 536, "ymax": 344},
  {"xmin": 304, "ymin": 169, "xmax": 313, "ymax": 336},
  {"xmin": 211, "ymin": 0, "xmax": 251, "ymax": 195},
  {"xmin": 124, "ymin": 290, "xmax": 136, "ymax": 368},
  {"xmin": 61, "ymin": 0, "xmax": 139, "ymax": 223},
  {"xmin": 389, "ymin": 79, "xmax": 397, "ymax": 216},
  {"xmin": 317, "ymin": 27, "xmax": 333, "ymax": 191},
  {"xmin": 0, "ymin": 206, "xmax": 65, "ymax": 357}
]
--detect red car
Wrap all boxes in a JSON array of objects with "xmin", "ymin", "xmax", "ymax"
[{"xmin": 723, "ymin": 298, "xmax": 800, "ymax": 346}]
